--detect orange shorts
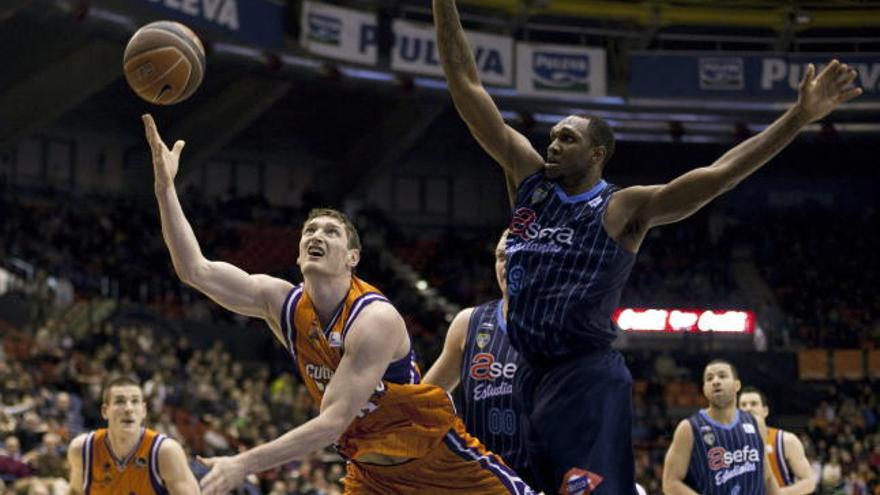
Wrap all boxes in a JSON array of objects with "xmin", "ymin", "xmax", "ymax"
[{"xmin": 343, "ymin": 422, "xmax": 534, "ymax": 495}]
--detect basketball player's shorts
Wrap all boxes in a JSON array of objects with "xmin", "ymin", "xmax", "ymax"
[
  {"xmin": 343, "ymin": 421, "xmax": 535, "ymax": 494},
  {"xmin": 515, "ymin": 348, "xmax": 637, "ymax": 495}
]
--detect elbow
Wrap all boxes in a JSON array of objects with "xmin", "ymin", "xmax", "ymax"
[
  {"xmin": 707, "ymin": 163, "xmax": 743, "ymax": 195},
  {"xmin": 176, "ymin": 266, "xmax": 197, "ymax": 287},
  {"xmin": 804, "ymin": 478, "xmax": 818, "ymax": 492},
  {"xmin": 177, "ymin": 260, "xmax": 208, "ymax": 288},
  {"xmin": 316, "ymin": 414, "xmax": 350, "ymax": 446},
  {"xmin": 661, "ymin": 476, "xmax": 676, "ymax": 495}
]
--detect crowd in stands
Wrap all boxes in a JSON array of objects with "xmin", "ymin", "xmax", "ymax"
[
  {"xmin": 742, "ymin": 206, "xmax": 879, "ymax": 349},
  {"xmin": 1, "ymin": 318, "xmax": 347, "ymax": 494},
  {"xmin": 3, "ymin": 312, "xmax": 877, "ymax": 494}
]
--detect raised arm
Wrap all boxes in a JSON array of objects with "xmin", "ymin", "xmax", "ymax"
[
  {"xmin": 143, "ymin": 114, "xmax": 292, "ymax": 343},
  {"xmin": 780, "ymin": 431, "xmax": 817, "ymax": 495},
  {"xmin": 158, "ymin": 439, "xmax": 201, "ymax": 495},
  {"xmin": 662, "ymin": 420, "xmax": 699, "ymax": 495},
  {"xmin": 433, "ymin": 0, "xmax": 543, "ymax": 186},
  {"xmin": 606, "ymin": 60, "xmax": 862, "ymax": 251},
  {"xmin": 67, "ymin": 434, "xmax": 85, "ymax": 495},
  {"xmin": 423, "ymin": 307, "xmax": 472, "ymax": 392},
  {"xmin": 197, "ymin": 302, "xmax": 406, "ymax": 495}
]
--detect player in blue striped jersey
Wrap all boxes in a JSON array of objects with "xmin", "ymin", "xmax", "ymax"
[
  {"xmin": 432, "ymin": 0, "xmax": 861, "ymax": 491},
  {"xmin": 663, "ymin": 360, "xmax": 780, "ymax": 495},
  {"xmin": 425, "ymin": 231, "xmax": 533, "ymax": 486}
]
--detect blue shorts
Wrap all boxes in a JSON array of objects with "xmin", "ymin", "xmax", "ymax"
[{"xmin": 514, "ymin": 348, "xmax": 636, "ymax": 495}]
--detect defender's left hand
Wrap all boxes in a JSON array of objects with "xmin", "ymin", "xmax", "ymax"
[
  {"xmin": 796, "ymin": 59, "xmax": 863, "ymax": 123},
  {"xmin": 198, "ymin": 455, "xmax": 247, "ymax": 495}
]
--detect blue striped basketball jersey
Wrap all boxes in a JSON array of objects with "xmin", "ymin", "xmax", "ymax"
[
  {"xmin": 505, "ymin": 173, "xmax": 636, "ymax": 361},
  {"xmin": 459, "ymin": 299, "xmax": 528, "ymax": 473},
  {"xmin": 686, "ymin": 409, "xmax": 766, "ymax": 495}
]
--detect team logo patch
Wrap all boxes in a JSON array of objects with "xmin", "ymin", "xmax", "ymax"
[
  {"xmin": 588, "ymin": 196, "xmax": 603, "ymax": 208},
  {"xmin": 703, "ymin": 431, "xmax": 716, "ymax": 446},
  {"xmin": 742, "ymin": 423, "xmax": 756, "ymax": 434},
  {"xmin": 560, "ymin": 468, "xmax": 603, "ymax": 495},
  {"xmin": 531, "ymin": 182, "xmax": 552, "ymax": 205},
  {"xmin": 135, "ymin": 457, "xmax": 147, "ymax": 468},
  {"xmin": 328, "ymin": 332, "xmax": 342, "ymax": 348},
  {"xmin": 476, "ymin": 330, "xmax": 492, "ymax": 349},
  {"xmin": 700, "ymin": 425, "xmax": 716, "ymax": 446}
]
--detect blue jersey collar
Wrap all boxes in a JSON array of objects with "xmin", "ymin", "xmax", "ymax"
[
  {"xmin": 554, "ymin": 179, "xmax": 608, "ymax": 204},
  {"xmin": 700, "ymin": 409, "xmax": 741, "ymax": 430}
]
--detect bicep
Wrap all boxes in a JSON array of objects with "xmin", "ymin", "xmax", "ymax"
[
  {"xmin": 158, "ymin": 440, "xmax": 200, "ymax": 495},
  {"xmin": 319, "ymin": 304, "xmax": 404, "ymax": 426},
  {"xmin": 189, "ymin": 263, "xmax": 291, "ymax": 337},
  {"xmin": 784, "ymin": 434, "xmax": 814, "ymax": 480},
  {"xmin": 423, "ymin": 309, "xmax": 471, "ymax": 392},
  {"xmin": 634, "ymin": 165, "xmax": 730, "ymax": 228},
  {"xmin": 663, "ymin": 421, "xmax": 694, "ymax": 481},
  {"xmin": 67, "ymin": 439, "xmax": 84, "ymax": 494}
]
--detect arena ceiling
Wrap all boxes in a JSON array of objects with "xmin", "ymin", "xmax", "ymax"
[{"xmin": 1, "ymin": 0, "xmax": 878, "ymax": 199}]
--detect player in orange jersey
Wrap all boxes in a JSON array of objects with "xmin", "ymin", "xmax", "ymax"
[
  {"xmin": 66, "ymin": 377, "xmax": 200, "ymax": 495},
  {"xmin": 739, "ymin": 386, "xmax": 817, "ymax": 494},
  {"xmin": 143, "ymin": 114, "xmax": 534, "ymax": 495}
]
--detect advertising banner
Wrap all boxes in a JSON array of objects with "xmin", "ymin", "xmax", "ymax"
[
  {"xmin": 136, "ymin": 0, "xmax": 284, "ymax": 48},
  {"xmin": 300, "ymin": 1, "xmax": 378, "ymax": 65},
  {"xmin": 515, "ymin": 42, "xmax": 607, "ymax": 98},
  {"xmin": 390, "ymin": 20, "xmax": 514, "ymax": 86},
  {"xmin": 630, "ymin": 52, "xmax": 880, "ymax": 99}
]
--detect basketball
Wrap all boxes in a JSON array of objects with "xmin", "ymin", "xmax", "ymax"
[{"xmin": 123, "ymin": 21, "xmax": 205, "ymax": 105}]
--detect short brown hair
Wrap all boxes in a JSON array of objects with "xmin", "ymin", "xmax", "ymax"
[
  {"xmin": 102, "ymin": 376, "xmax": 141, "ymax": 404},
  {"xmin": 704, "ymin": 359, "xmax": 739, "ymax": 380},
  {"xmin": 305, "ymin": 208, "xmax": 361, "ymax": 250},
  {"xmin": 740, "ymin": 386, "xmax": 768, "ymax": 408}
]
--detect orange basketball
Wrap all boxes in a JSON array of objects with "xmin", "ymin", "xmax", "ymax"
[{"xmin": 123, "ymin": 21, "xmax": 205, "ymax": 105}]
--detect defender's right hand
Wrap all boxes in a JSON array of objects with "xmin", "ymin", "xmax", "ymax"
[{"xmin": 142, "ymin": 114, "xmax": 185, "ymax": 189}]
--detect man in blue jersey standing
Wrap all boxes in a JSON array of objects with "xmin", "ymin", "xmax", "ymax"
[
  {"xmin": 663, "ymin": 360, "xmax": 780, "ymax": 495},
  {"xmin": 424, "ymin": 230, "xmax": 533, "ymax": 487},
  {"xmin": 432, "ymin": 0, "xmax": 862, "ymax": 492}
]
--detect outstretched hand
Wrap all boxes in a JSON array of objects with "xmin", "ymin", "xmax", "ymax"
[
  {"xmin": 142, "ymin": 114, "xmax": 185, "ymax": 189},
  {"xmin": 197, "ymin": 455, "xmax": 247, "ymax": 495},
  {"xmin": 796, "ymin": 59, "xmax": 863, "ymax": 123}
]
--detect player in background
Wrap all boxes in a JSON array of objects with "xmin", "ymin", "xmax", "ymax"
[
  {"xmin": 663, "ymin": 360, "xmax": 780, "ymax": 495},
  {"xmin": 432, "ymin": 0, "xmax": 861, "ymax": 490},
  {"xmin": 739, "ymin": 386, "xmax": 817, "ymax": 494},
  {"xmin": 67, "ymin": 377, "xmax": 200, "ymax": 495},
  {"xmin": 424, "ymin": 230, "xmax": 533, "ymax": 485}
]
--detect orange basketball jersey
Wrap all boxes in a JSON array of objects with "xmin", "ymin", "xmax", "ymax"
[
  {"xmin": 766, "ymin": 426, "xmax": 795, "ymax": 486},
  {"xmin": 82, "ymin": 428, "xmax": 169, "ymax": 495},
  {"xmin": 280, "ymin": 277, "xmax": 458, "ymax": 460}
]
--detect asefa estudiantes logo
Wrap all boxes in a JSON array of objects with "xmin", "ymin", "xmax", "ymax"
[{"xmin": 532, "ymin": 52, "xmax": 590, "ymax": 92}]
